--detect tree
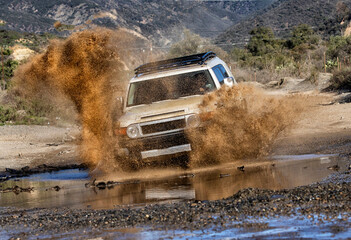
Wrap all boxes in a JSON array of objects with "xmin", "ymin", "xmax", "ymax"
[
  {"xmin": 327, "ymin": 35, "xmax": 351, "ymax": 60},
  {"xmin": 247, "ymin": 27, "xmax": 279, "ymax": 56},
  {"xmin": 1, "ymin": 47, "xmax": 18, "ymax": 89},
  {"xmin": 286, "ymin": 24, "xmax": 319, "ymax": 49}
]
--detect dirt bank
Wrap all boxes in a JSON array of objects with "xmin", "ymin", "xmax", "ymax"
[
  {"xmin": 273, "ymin": 92, "xmax": 351, "ymax": 156},
  {"xmin": 0, "ymin": 125, "xmax": 80, "ymax": 172}
]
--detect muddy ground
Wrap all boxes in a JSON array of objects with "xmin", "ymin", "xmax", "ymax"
[{"xmin": 0, "ymin": 83, "xmax": 351, "ymax": 239}]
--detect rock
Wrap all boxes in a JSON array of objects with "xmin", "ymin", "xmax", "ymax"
[
  {"xmin": 46, "ymin": 186, "xmax": 61, "ymax": 191},
  {"xmin": 15, "ymin": 110, "xmax": 27, "ymax": 120},
  {"xmin": 96, "ymin": 182, "xmax": 106, "ymax": 190},
  {"xmin": 327, "ymin": 165, "xmax": 340, "ymax": 171},
  {"xmin": 219, "ymin": 173, "xmax": 230, "ymax": 178},
  {"xmin": 237, "ymin": 166, "xmax": 245, "ymax": 172}
]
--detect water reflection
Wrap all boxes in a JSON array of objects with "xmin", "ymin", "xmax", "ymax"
[{"xmin": 0, "ymin": 154, "xmax": 347, "ymax": 209}]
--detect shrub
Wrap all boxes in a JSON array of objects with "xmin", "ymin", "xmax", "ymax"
[
  {"xmin": 327, "ymin": 68, "xmax": 351, "ymax": 91},
  {"xmin": 327, "ymin": 35, "xmax": 351, "ymax": 60},
  {"xmin": 0, "ymin": 59, "xmax": 19, "ymax": 89},
  {"xmin": 247, "ymin": 27, "xmax": 282, "ymax": 56},
  {"xmin": 286, "ymin": 24, "xmax": 319, "ymax": 49},
  {"xmin": 0, "ymin": 105, "xmax": 16, "ymax": 124},
  {"xmin": 305, "ymin": 67, "xmax": 320, "ymax": 84}
]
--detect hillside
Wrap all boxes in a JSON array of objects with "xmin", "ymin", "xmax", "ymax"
[
  {"xmin": 216, "ymin": 0, "xmax": 351, "ymax": 47},
  {"xmin": 0, "ymin": 0, "xmax": 276, "ymax": 46}
]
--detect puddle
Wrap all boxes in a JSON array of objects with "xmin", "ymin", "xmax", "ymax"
[
  {"xmin": 0, "ymin": 154, "xmax": 348, "ymax": 209},
  {"xmin": 23, "ymin": 168, "xmax": 90, "ymax": 181},
  {"xmin": 142, "ymin": 214, "xmax": 351, "ymax": 240}
]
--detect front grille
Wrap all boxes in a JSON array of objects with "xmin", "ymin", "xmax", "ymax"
[{"xmin": 141, "ymin": 119, "xmax": 186, "ymax": 135}]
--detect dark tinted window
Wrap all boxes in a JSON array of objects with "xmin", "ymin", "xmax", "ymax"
[
  {"xmin": 127, "ymin": 70, "xmax": 215, "ymax": 107},
  {"xmin": 212, "ymin": 65, "xmax": 229, "ymax": 85}
]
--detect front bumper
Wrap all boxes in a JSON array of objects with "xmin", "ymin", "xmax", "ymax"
[
  {"xmin": 141, "ymin": 144, "xmax": 191, "ymax": 159},
  {"xmin": 119, "ymin": 131, "xmax": 191, "ymax": 159}
]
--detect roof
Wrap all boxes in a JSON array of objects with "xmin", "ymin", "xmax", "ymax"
[{"xmin": 134, "ymin": 51, "xmax": 217, "ymax": 76}]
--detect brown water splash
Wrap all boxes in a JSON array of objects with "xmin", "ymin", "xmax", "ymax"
[
  {"xmin": 12, "ymin": 28, "xmax": 133, "ymax": 171},
  {"xmin": 187, "ymin": 84, "xmax": 306, "ymax": 167}
]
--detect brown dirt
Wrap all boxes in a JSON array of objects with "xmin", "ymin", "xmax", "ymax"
[
  {"xmin": 0, "ymin": 125, "xmax": 80, "ymax": 171},
  {"xmin": 273, "ymin": 92, "xmax": 351, "ymax": 155}
]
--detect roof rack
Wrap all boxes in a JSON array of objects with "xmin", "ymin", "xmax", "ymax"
[{"xmin": 134, "ymin": 51, "xmax": 216, "ymax": 75}]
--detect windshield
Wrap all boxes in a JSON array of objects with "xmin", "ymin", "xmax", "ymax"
[{"xmin": 127, "ymin": 70, "xmax": 215, "ymax": 107}]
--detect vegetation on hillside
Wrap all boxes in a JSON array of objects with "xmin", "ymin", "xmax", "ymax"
[
  {"xmin": 0, "ymin": 98, "xmax": 52, "ymax": 125},
  {"xmin": 0, "ymin": 29, "xmax": 55, "ymax": 51},
  {"xmin": 2, "ymin": 18, "xmax": 351, "ymax": 126},
  {"xmin": 228, "ymin": 24, "xmax": 323, "ymax": 82},
  {"xmin": 169, "ymin": 23, "xmax": 351, "ymax": 92},
  {"xmin": 0, "ymin": 46, "xmax": 18, "ymax": 90},
  {"xmin": 216, "ymin": 0, "xmax": 351, "ymax": 47},
  {"xmin": 0, "ymin": 29, "xmax": 61, "ymax": 125},
  {"xmin": 0, "ymin": 29, "xmax": 55, "ymax": 90}
]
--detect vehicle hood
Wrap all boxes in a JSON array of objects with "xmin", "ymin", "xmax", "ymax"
[{"xmin": 118, "ymin": 95, "xmax": 205, "ymax": 127}]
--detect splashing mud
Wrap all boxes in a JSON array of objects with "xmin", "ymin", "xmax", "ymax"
[
  {"xmin": 11, "ymin": 28, "xmax": 138, "ymax": 172},
  {"xmin": 187, "ymin": 84, "xmax": 306, "ymax": 167},
  {"xmin": 11, "ymin": 29, "xmax": 307, "ymax": 173}
]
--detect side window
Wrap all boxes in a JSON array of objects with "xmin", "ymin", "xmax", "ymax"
[{"xmin": 212, "ymin": 65, "xmax": 229, "ymax": 85}]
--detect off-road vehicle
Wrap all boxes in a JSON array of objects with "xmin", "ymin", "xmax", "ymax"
[{"xmin": 117, "ymin": 52, "xmax": 236, "ymax": 165}]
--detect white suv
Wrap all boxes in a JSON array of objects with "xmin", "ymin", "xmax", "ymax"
[{"xmin": 116, "ymin": 52, "xmax": 236, "ymax": 164}]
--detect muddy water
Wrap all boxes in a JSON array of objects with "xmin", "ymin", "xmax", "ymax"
[{"xmin": 0, "ymin": 154, "xmax": 348, "ymax": 209}]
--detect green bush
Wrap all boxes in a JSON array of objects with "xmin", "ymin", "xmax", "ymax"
[
  {"xmin": 247, "ymin": 27, "xmax": 282, "ymax": 56},
  {"xmin": 0, "ymin": 106, "xmax": 16, "ymax": 124},
  {"xmin": 286, "ymin": 24, "xmax": 319, "ymax": 49},
  {"xmin": 0, "ymin": 59, "xmax": 19, "ymax": 89},
  {"xmin": 327, "ymin": 35, "xmax": 351, "ymax": 60},
  {"xmin": 0, "ymin": 97, "xmax": 52, "ymax": 125}
]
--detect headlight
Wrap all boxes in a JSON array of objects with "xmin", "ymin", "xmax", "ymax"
[
  {"xmin": 126, "ymin": 125, "xmax": 139, "ymax": 138},
  {"xmin": 186, "ymin": 114, "xmax": 201, "ymax": 128}
]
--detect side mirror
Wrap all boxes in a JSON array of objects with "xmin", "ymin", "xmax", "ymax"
[{"xmin": 223, "ymin": 77, "xmax": 235, "ymax": 86}]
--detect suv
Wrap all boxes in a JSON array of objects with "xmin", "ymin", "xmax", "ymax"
[{"xmin": 117, "ymin": 52, "xmax": 236, "ymax": 164}]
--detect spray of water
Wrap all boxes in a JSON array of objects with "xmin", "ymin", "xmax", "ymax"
[{"xmin": 187, "ymin": 84, "xmax": 306, "ymax": 167}]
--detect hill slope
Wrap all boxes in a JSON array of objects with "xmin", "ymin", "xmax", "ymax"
[
  {"xmin": 216, "ymin": 0, "xmax": 351, "ymax": 47},
  {"xmin": 0, "ymin": 0, "xmax": 276, "ymax": 46}
]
